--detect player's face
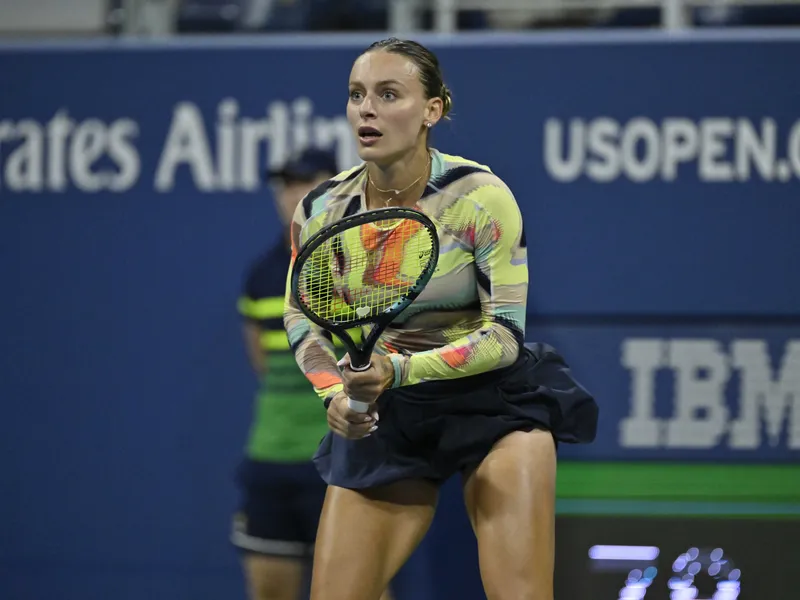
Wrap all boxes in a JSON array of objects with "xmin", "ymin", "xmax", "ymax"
[
  {"xmin": 347, "ymin": 51, "xmax": 432, "ymax": 165},
  {"xmin": 273, "ymin": 174, "xmax": 329, "ymax": 227}
]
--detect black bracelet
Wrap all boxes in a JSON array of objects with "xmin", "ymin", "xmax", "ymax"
[{"xmin": 323, "ymin": 394, "xmax": 333, "ymax": 410}]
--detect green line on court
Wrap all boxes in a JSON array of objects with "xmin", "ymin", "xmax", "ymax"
[
  {"xmin": 555, "ymin": 499, "xmax": 800, "ymax": 518},
  {"xmin": 556, "ymin": 462, "xmax": 800, "ymax": 502}
]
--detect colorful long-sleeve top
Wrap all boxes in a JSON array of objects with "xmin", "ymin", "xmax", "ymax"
[{"xmin": 283, "ymin": 149, "xmax": 528, "ymax": 402}]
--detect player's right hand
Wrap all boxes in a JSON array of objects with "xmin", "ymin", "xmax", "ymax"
[{"xmin": 327, "ymin": 391, "xmax": 379, "ymax": 440}]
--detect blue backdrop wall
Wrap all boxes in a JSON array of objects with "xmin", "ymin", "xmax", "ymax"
[{"xmin": 1, "ymin": 30, "xmax": 799, "ymax": 600}]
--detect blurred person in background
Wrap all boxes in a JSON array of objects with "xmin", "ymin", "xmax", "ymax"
[{"xmin": 231, "ymin": 148, "xmax": 394, "ymax": 600}]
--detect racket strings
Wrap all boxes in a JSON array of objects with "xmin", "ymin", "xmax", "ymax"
[{"xmin": 297, "ymin": 217, "xmax": 436, "ymax": 325}]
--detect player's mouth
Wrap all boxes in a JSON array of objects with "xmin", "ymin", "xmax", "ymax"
[{"xmin": 358, "ymin": 126, "xmax": 383, "ymax": 146}]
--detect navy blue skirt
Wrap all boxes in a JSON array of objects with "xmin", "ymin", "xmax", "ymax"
[{"xmin": 313, "ymin": 342, "xmax": 598, "ymax": 490}]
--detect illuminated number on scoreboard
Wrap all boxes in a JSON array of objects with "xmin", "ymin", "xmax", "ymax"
[
  {"xmin": 668, "ymin": 547, "xmax": 741, "ymax": 600},
  {"xmin": 588, "ymin": 545, "xmax": 741, "ymax": 599}
]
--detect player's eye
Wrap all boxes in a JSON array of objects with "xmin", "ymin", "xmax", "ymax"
[
  {"xmin": 349, "ymin": 90, "xmax": 363, "ymax": 101},
  {"xmin": 382, "ymin": 90, "xmax": 397, "ymax": 101}
]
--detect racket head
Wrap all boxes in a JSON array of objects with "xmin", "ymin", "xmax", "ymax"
[{"xmin": 290, "ymin": 206, "xmax": 439, "ymax": 350}]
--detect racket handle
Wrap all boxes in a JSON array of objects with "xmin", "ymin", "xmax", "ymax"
[
  {"xmin": 345, "ymin": 361, "xmax": 372, "ymax": 412},
  {"xmin": 348, "ymin": 398, "xmax": 372, "ymax": 413}
]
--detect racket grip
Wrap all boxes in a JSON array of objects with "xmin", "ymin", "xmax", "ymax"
[
  {"xmin": 344, "ymin": 361, "xmax": 372, "ymax": 412},
  {"xmin": 348, "ymin": 361, "xmax": 372, "ymax": 372},
  {"xmin": 347, "ymin": 398, "xmax": 372, "ymax": 413}
]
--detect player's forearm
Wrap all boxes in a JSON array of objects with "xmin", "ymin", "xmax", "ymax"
[
  {"xmin": 389, "ymin": 320, "xmax": 522, "ymax": 387},
  {"xmin": 284, "ymin": 304, "xmax": 344, "ymax": 400}
]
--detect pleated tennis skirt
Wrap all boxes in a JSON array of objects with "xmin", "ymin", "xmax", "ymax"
[{"xmin": 312, "ymin": 342, "xmax": 598, "ymax": 490}]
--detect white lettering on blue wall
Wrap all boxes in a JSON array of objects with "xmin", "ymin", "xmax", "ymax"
[{"xmin": 620, "ymin": 338, "xmax": 800, "ymax": 450}]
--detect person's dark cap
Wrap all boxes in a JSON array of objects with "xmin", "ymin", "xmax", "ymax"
[{"xmin": 268, "ymin": 147, "xmax": 339, "ymax": 182}]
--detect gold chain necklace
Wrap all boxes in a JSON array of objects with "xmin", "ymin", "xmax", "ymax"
[{"xmin": 368, "ymin": 153, "xmax": 431, "ymax": 206}]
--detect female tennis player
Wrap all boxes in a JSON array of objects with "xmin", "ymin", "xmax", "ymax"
[{"xmin": 283, "ymin": 38, "xmax": 598, "ymax": 600}]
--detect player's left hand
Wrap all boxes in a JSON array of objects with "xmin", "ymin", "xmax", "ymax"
[{"xmin": 338, "ymin": 353, "xmax": 394, "ymax": 405}]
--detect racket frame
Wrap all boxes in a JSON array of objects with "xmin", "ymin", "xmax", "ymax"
[{"xmin": 290, "ymin": 207, "xmax": 439, "ymax": 411}]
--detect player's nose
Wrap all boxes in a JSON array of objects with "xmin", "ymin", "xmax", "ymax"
[{"xmin": 359, "ymin": 95, "xmax": 377, "ymax": 119}]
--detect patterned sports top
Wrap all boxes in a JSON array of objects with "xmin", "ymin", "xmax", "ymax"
[{"xmin": 283, "ymin": 149, "xmax": 528, "ymax": 402}]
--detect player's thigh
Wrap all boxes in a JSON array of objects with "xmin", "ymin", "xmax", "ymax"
[
  {"xmin": 462, "ymin": 428, "xmax": 557, "ymax": 600},
  {"xmin": 294, "ymin": 464, "xmax": 396, "ymax": 600},
  {"xmin": 241, "ymin": 553, "xmax": 304, "ymax": 600},
  {"xmin": 293, "ymin": 468, "xmax": 329, "ymax": 545},
  {"xmin": 311, "ymin": 478, "xmax": 438, "ymax": 600}
]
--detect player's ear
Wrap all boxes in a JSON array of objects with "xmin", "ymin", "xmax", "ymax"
[{"xmin": 424, "ymin": 97, "xmax": 443, "ymax": 128}]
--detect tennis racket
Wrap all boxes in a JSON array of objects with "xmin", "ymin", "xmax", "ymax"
[{"xmin": 290, "ymin": 206, "xmax": 439, "ymax": 413}]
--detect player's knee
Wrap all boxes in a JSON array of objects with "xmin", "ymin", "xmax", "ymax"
[
  {"xmin": 483, "ymin": 574, "xmax": 552, "ymax": 600},
  {"xmin": 480, "ymin": 550, "xmax": 553, "ymax": 600}
]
